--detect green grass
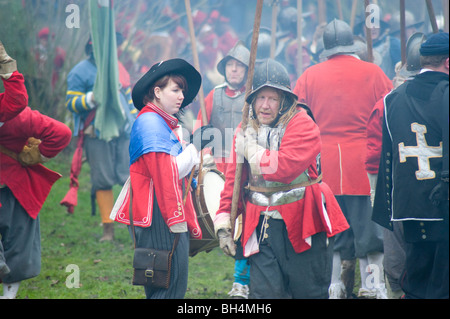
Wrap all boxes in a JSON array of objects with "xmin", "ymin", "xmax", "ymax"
[
  {"xmin": 15, "ymin": 154, "xmax": 235, "ymax": 299},
  {"xmin": 13, "ymin": 152, "xmax": 365, "ymax": 300}
]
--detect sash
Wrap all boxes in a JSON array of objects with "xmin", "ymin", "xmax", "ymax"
[{"xmin": 129, "ymin": 112, "xmax": 182, "ymax": 165}]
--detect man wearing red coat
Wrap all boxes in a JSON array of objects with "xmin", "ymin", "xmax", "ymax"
[
  {"xmin": 293, "ymin": 19, "xmax": 393, "ymax": 299},
  {"xmin": 0, "ymin": 106, "xmax": 71, "ymax": 299},
  {"xmin": 0, "ymin": 41, "xmax": 27, "ymax": 124},
  {"xmin": 0, "ymin": 40, "xmax": 29, "ymax": 290},
  {"xmin": 214, "ymin": 59, "xmax": 348, "ymax": 299},
  {"xmin": 1, "ymin": 38, "xmax": 71, "ymax": 299}
]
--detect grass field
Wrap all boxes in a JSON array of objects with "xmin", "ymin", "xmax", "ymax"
[
  {"xmin": 12, "ymin": 150, "xmax": 364, "ymax": 300},
  {"xmin": 14, "ymin": 151, "xmax": 235, "ymax": 299}
]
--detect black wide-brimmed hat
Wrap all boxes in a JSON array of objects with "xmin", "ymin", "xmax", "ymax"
[{"xmin": 132, "ymin": 58, "xmax": 201, "ymax": 111}]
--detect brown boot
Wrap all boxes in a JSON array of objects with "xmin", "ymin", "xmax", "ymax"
[{"xmin": 100, "ymin": 223, "xmax": 114, "ymax": 242}]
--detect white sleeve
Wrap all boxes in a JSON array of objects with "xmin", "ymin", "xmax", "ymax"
[
  {"xmin": 176, "ymin": 144, "xmax": 200, "ymax": 179},
  {"xmin": 86, "ymin": 91, "xmax": 97, "ymax": 109}
]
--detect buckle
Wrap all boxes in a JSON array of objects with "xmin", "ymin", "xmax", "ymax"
[{"xmin": 145, "ymin": 269, "xmax": 154, "ymax": 278}]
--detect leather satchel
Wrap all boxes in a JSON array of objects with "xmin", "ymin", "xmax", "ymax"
[
  {"xmin": 129, "ymin": 186, "xmax": 180, "ymax": 288},
  {"xmin": 132, "ymin": 237, "xmax": 179, "ymax": 288}
]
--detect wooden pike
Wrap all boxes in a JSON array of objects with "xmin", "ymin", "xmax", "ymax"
[
  {"xmin": 230, "ymin": 0, "xmax": 264, "ymax": 238},
  {"xmin": 270, "ymin": 0, "xmax": 278, "ymax": 59},
  {"xmin": 183, "ymin": 0, "xmax": 207, "ymax": 205},
  {"xmin": 184, "ymin": 0, "xmax": 207, "ymax": 124},
  {"xmin": 364, "ymin": 0, "xmax": 374, "ymax": 63},
  {"xmin": 350, "ymin": 0, "xmax": 358, "ymax": 30},
  {"xmin": 400, "ymin": 0, "xmax": 407, "ymax": 66},
  {"xmin": 425, "ymin": 0, "xmax": 439, "ymax": 33},
  {"xmin": 297, "ymin": 0, "xmax": 303, "ymax": 76}
]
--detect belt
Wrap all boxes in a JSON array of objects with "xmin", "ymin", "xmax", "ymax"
[
  {"xmin": 0, "ymin": 144, "xmax": 19, "ymax": 161},
  {"xmin": 248, "ymin": 186, "xmax": 306, "ymax": 207},
  {"xmin": 0, "ymin": 145, "xmax": 18, "ymax": 189},
  {"xmin": 246, "ymin": 174, "xmax": 322, "ymax": 193}
]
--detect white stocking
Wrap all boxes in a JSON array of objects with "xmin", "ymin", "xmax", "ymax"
[
  {"xmin": 330, "ymin": 252, "xmax": 342, "ymax": 284},
  {"xmin": 359, "ymin": 256, "xmax": 370, "ymax": 289},
  {"xmin": 1, "ymin": 282, "xmax": 20, "ymax": 299}
]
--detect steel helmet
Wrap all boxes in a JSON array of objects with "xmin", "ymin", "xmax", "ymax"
[
  {"xmin": 246, "ymin": 58, "xmax": 297, "ymax": 104},
  {"xmin": 217, "ymin": 41, "xmax": 250, "ymax": 76},
  {"xmin": 320, "ymin": 19, "xmax": 360, "ymax": 59}
]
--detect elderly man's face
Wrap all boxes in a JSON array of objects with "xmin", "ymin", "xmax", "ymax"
[{"xmin": 253, "ymin": 87, "xmax": 281, "ymax": 125}]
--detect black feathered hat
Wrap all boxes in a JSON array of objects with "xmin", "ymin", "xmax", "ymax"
[{"xmin": 132, "ymin": 58, "xmax": 201, "ymax": 111}]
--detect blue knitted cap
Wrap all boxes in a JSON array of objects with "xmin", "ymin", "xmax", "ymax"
[{"xmin": 420, "ymin": 32, "xmax": 449, "ymax": 56}]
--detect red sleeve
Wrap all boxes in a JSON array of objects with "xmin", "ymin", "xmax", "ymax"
[
  {"xmin": 0, "ymin": 71, "xmax": 28, "ymax": 122},
  {"xmin": 142, "ymin": 152, "xmax": 185, "ymax": 221},
  {"xmin": 373, "ymin": 68, "xmax": 393, "ymax": 102},
  {"xmin": 0, "ymin": 107, "xmax": 71, "ymax": 157},
  {"xmin": 365, "ymin": 97, "xmax": 385, "ymax": 174},
  {"xmin": 132, "ymin": 151, "xmax": 198, "ymax": 233},
  {"xmin": 24, "ymin": 107, "xmax": 72, "ymax": 158},
  {"xmin": 260, "ymin": 110, "xmax": 321, "ymax": 183},
  {"xmin": 217, "ymin": 110, "xmax": 321, "ymax": 215},
  {"xmin": 293, "ymin": 70, "xmax": 308, "ymax": 105}
]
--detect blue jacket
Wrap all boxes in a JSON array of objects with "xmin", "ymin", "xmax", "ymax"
[{"xmin": 65, "ymin": 57, "xmax": 136, "ymax": 136}]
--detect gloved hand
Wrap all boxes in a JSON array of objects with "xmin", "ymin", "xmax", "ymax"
[
  {"xmin": 217, "ymin": 228, "xmax": 236, "ymax": 257},
  {"xmin": 214, "ymin": 212, "xmax": 236, "ymax": 257},
  {"xmin": 0, "ymin": 41, "xmax": 17, "ymax": 80},
  {"xmin": 235, "ymin": 127, "xmax": 265, "ymax": 175},
  {"xmin": 18, "ymin": 137, "xmax": 44, "ymax": 166},
  {"xmin": 201, "ymin": 153, "xmax": 216, "ymax": 168},
  {"xmin": 190, "ymin": 124, "xmax": 215, "ymax": 151}
]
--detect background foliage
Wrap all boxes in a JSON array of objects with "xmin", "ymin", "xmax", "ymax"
[{"xmin": 1, "ymin": 0, "xmax": 446, "ymax": 126}]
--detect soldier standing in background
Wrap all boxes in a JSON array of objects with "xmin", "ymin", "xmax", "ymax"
[{"xmin": 293, "ymin": 19, "xmax": 393, "ymax": 299}]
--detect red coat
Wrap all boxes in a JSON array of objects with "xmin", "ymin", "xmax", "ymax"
[
  {"xmin": 293, "ymin": 55, "xmax": 393, "ymax": 195},
  {"xmin": 365, "ymin": 96, "xmax": 386, "ymax": 175},
  {"xmin": 0, "ymin": 107, "xmax": 72, "ymax": 218},
  {"xmin": 113, "ymin": 106, "xmax": 202, "ymax": 239},
  {"xmin": 217, "ymin": 109, "xmax": 349, "ymax": 256},
  {"xmin": 0, "ymin": 71, "xmax": 28, "ymax": 123}
]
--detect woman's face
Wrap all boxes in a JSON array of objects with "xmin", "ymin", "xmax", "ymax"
[
  {"xmin": 154, "ymin": 78, "xmax": 185, "ymax": 115},
  {"xmin": 253, "ymin": 87, "xmax": 281, "ymax": 125}
]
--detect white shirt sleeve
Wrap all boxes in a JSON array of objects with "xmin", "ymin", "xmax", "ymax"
[{"xmin": 176, "ymin": 144, "xmax": 200, "ymax": 179}]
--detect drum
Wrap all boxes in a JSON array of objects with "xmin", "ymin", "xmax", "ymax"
[{"xmin": 190, "ymin": 168, "xmax": 242, "ymax": 257}]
